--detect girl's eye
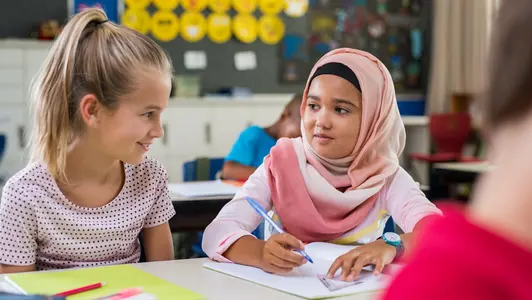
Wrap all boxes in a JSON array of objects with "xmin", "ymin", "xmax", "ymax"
[
  {"xmin": 308, "ymin": 103, "xmax": 320, "ymax": 110},
  {"xmin": 143, "ymin": 112, "xmax": 154, "ymax": 118},
  {"xmin": 336, "ymin": 107, "xmax": 349, "ymax": 114}
]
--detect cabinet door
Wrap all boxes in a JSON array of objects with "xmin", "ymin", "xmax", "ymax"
[
  {"xmin": 210, "ymin": 106, "xmax": 253, "ymax": 157},
  {"xmin": 25, "ymin": 48, "xmax": 50, "ymax": 100},
  {"xmin": 250, "ymin": 104, "xmax": 285, "ymax": 127},
  {"xmin": 0, "ymin": 104, "xmax": 28, "ymax": 182},
  {"xmin": 163, "ymin": 106, "xmax": 212, "ymax": 157},
  {"xmin": 164, "ymin": 154, "xmax": 196, "ymax": 183}
]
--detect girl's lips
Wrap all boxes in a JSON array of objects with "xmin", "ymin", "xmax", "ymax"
[{"xmin": 137, "ymin": 142, "xmax": 151, "ymax": 152}]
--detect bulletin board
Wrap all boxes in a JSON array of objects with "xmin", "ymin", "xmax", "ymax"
[{"xmin": 279, "ymin": 0, "xmax": 430, "ymax": 94}]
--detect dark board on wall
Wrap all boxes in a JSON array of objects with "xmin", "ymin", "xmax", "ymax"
[{"xmin": 0, "ymin": 0, "xmax": 431, "ymax": 95}]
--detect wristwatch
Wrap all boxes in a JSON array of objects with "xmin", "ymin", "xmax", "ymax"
[{"xmin": 382, "ymin": 232, "xmax": 404, "ymax": 260}]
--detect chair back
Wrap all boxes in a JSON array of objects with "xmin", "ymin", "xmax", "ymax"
[{"xmin": 429, "ymin": 113, "xmax": 472, "ymax": 154}]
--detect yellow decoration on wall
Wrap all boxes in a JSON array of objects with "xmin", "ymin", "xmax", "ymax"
[
  {"xmin": 180, "ymin": 12, "xmax": 207, "ymax": 42},
  {"xmin": 208, "ymin": 0, "xmax": 231, "ymax": 13},
  {"xmin": 151, "ymin": 10, "xmax": 180, "ymax": 42},
  {"xmin": 284, "ymin": 0, "xmax": 308, "ymax": 17},
  {"xmin": 125, "ymin": 0, "xmax": 152, "ymax": 9},
  {"xmin": 153, "ymin": 0, "xmax": 180, "ymax": 9},
  {"xmin": 311, "ymin": 15, "xmax": 335, "ymax": 32},
  {"xmin": 121, "ymin": 9, "xmax": 152, "ymax": 34},
  {"xmin": 259, "ymin": 0, "xmax": 283, "ymax": 14},
  {"xmin": 232, "ymin": 0, "xmax": 257, "ymax": 14},
  {"xmin": 258, "ymin": 15, "xmax": 284, "ymax": 44},
  {"xmin": 232, "ymin": 14, "xmax": 257, "ymax": 44},
  {"xmin": 181, "ymin": 0, "xmax": 208, "ymax": 12},
  {"xmin": 207, "ymin": 13, "xmax": 232, "ymax": 43}
]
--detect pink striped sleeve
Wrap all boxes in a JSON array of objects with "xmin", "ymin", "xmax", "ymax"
[
  {"xmin": 202, "ymin": 164, "xmax": 272, "ymax": 261},
  {"xmin": 384, "ymin": 167, "xmax": 442, "ymax": 233}
]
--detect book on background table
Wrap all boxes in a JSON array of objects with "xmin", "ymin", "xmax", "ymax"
[
  {"xmin": 204, "ymin": 242, "xmax": 395, "ymax": 299},
  {"xmin": 4, "ymin": 265, "xmax": 204, "ymax": 300},
  {"xmin": 168, "ymin": 180, "xmax": 240, "ymax": 198}
]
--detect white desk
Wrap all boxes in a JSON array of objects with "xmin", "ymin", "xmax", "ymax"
[
  {"xmin": 401, "ymin": 116, "xmax": 428, "ymax": 126},
  {"xmin": 400, "ymin": 116, "xmax": 430, "ymax": 186},
  {"xmin": 433, "ymin": 161, "xmax": 494, "ymax": 173},
  {"xmin": 0, "ymin": 259, "xmax": 378, "ymax": 300},
  {"xmin": 171, "ymin": 193, "xmax": 234, "ymax": 202},
  {"xmin": 168, "ymin": 182, "xmax": 236, "ymax": 232}
]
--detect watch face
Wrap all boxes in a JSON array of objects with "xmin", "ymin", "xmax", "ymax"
[{"xmin": 384, "ymin": 232, "xmax": 400, "ymax": 243}]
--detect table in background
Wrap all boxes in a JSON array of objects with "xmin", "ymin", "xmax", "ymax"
[
  {"xmin": 170, "ymin": 193, "xmax": 234, "ymax": 232},
  {"xmin": 430, "ymin": 162, "xmax": 493, "ymax": 201}
]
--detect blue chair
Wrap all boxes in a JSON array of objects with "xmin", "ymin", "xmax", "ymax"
[
  {"xmin": 184, "ymin": 157, "xmax": 225, "ymax": 258},
  {"xmin": 182, "ymin": 157, "xmax": 225, "ymax": 182},
  {"xmin": 183, "ymin": 157, "xmax": 264, "ymax": 258}
]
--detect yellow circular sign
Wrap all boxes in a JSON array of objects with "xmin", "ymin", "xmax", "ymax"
[
  {"xmin": 259, "ymin": 0, "xmax": 283, "ymax": 14},
  {"xmin": 208, "ymin": 0, "xmax": 231, "ymax": 13},
  {"xmin": 207, "ymin": 13, "xmax": 231, "ymax": 43},
  {"xmin": 258, "ymin": 15, "xmax": 284, "ymax": 44},
  {"xmin": 125, "ymin": 0, "xmax": 152, "ymax": 9},
  {"xmin": 284, "ymin": 0, "xmax": 308, "ymax": 17},
  {"xmin": 181, "ymin": 0, "xmax": 208, "ymax": 12},
  {"xmin": 233, "ymin": 0, "xmax": 257, "ymax": 14},
  {"xmin": 153, "ymin": 0, "xmax": 179, "ymax": 9},
  {"xmin": 180, "ymin": 12, "xmax": 207, "ymax": 42},
  {"xmin": 151, "ymin": 11, "xmax": 180, "ymax": 42},
  {"xmin": 121, "ymin": 9, "xmax": 152, "ymax": 34},
  {"xmin": 232, "ymin": 14, "xmax": 257, "ymax": 44}
]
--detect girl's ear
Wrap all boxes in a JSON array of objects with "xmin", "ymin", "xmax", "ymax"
[
  {"xmin": 280, "ymin": 108, "xmax": 291, "ymax": 121},
  {"xmin": 79, "ymin": 94, "xmax": 103, "ymax": 128}
]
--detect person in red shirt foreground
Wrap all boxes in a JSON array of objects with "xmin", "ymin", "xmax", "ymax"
[{"xmin": 382, "ymin": 1, "xmax": 532, "ymax": 299}]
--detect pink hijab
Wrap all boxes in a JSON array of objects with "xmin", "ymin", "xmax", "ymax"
[{"xmin": 264, "ymin": 48, "xmax": 406, "ymax": 242}]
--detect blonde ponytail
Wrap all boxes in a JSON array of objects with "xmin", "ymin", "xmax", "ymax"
[{"xmin": 29, "ymin": 8, "xmax": 172, "ymax": 182}]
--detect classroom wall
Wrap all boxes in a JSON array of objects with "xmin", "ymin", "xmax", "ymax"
[
  {"xmin": 0, "ymin": 0, "xmax": 307, "ymax": 94},
  {"xmin": 0, "ymin": 1, "xmax": 432, "ymax": 95}
]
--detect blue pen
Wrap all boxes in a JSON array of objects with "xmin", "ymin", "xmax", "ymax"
[{"xmin": 245, "ymin": 196, "xmax": 314, "ymax": 264}]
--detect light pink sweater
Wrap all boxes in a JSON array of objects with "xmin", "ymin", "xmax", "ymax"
[{"xmin": 202, "ymin": 164, "xmax": 441, "ymax": 262}]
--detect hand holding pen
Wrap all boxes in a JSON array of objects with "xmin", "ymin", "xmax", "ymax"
[
  {"xmin": 245, "ymin": 196, "xmax": 314, "ymax": 274},
  {"xmin": 260, "ymin": 233, "xmax": 310, "ymax": 274}
]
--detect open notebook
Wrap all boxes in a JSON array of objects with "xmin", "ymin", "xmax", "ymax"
[{"xmin": 203, "ymin": 242, "xmax": 393, "ymax": 299}]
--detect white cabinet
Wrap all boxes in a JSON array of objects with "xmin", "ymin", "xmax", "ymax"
[
  {"xmin": 250, "ymin": 105, "xmax": 284, "ymax": 127},
  {"xmin": 147, "ymin": 100, "xmax": 289, "ymax": 183},
  {"xmin": 163, "ymin": 106, "xmax": 213, "ymax": 157},
  {"xmin": 25, "ymin": 49, "xmax": 50, "ymax": 93},
  {"xmin": 0, "ymin": 104, "xmax": 29, "ymax": 184},
  {"xmin": 0, "ymin": 40, "xmax": 53, "ymax": 105},
  {"xmin": 0, "ymin": 41, "xmax": 52, "ymax": 185},
  {"xmin": 210, "ymin": 106, "xmax": 253, "ymax": 157}
]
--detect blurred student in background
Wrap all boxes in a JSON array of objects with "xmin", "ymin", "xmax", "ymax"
[{"xmin": 221, "ymin": 94, "xmax": 303, "ymax": 181}]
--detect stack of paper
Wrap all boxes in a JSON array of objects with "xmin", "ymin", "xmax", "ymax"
[{"xmin": 168, "ymin": 180, "xmax": 240, "ymax": 198}]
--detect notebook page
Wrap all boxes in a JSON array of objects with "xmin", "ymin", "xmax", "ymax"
[
  {"xmin": 204, "ymin": 258, "xmax": 386, "ymax": 299},
  {"xmin": 304, "ymin": 242, "xmax": 359, "ymax": 263}
]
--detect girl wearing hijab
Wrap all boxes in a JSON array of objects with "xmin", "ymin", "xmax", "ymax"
[{"xmin": 202, "ymin": 48, "xmax": 441, "ymax": 281}]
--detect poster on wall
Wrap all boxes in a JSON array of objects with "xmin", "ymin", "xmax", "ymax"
[{"xmin": 68, "ymin": 0, "xmax": 124, "ymax": 23}]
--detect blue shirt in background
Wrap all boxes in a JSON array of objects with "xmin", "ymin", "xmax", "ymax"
[{"xmin": 225, "ymin": 126, "xmax": 277, "ymax": 168}]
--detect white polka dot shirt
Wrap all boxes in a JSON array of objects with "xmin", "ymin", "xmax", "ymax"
[{"xmin": 0, "ymin": 156, "xmax": 176, "ymax": 270}]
